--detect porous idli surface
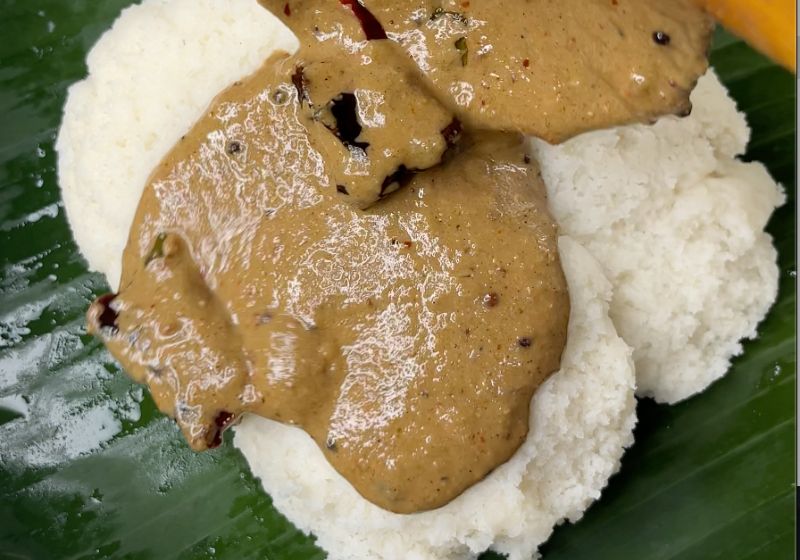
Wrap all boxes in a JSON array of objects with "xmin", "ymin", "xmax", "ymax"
[
  {"xmin": 531, "ymin": 73, "xmax": 784, "ymax": 403},
  {"xmin": 235, "ymin": 237, "xmax": 636, "ymax": 560}
]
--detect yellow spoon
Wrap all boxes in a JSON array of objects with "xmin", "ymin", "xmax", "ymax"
[{"xmin": 696, "ymin": 0, "xmax": 797, "ymax": 72}]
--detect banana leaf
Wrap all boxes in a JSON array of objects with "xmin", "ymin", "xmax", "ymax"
[{"xmin": 0, "ymin": 2, "xmax": 795, "ymax": 559}]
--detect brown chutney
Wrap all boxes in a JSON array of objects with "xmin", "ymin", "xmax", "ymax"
[{"xmin": 88, "ymin": 0, "xmax": 712, "ymax": 513}]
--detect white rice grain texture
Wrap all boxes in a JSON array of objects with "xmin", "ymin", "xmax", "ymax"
[
  {"xmin": 56, "ymin": 0, "xmax": 298, "ymax": 290},
  {"xmin": 531, "ymin": 72, "xmax": 784, "ymax": 404},
  {"xmin": 235, "ymin": 237, "xmax": 637, "ymax": 560}
]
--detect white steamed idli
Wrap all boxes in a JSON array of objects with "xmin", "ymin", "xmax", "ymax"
[
  {"xmin": 531, "ymin": 73, "xmax": 784, "ymax": 403},
  {"xmin": 57, "ymin": 0, "xmax": 638, "ymax": 558},
  {"xmin": 55, "ymin": 0, "xmax": 782, "ymax": 556}
]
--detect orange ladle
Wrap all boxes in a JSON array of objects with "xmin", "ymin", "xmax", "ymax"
[{"xmin": 696, "ymin": 0, "xmax": 797, "ymax": 72}]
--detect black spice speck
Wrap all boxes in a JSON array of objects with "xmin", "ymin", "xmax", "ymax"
[
  {"xmin": 226, "ymin": 140, "xmax": 242, "ymax": 155},
  {"xmin": 326, "ymin": 436, "xmax": 338, "ymax": 451},
  {"xmin": 483, "ymin": 292, "xmax": 499, "ymax": 308},
  {"xmin": 441, "ymin": 118, "xmax": 463, "ymax": 148},
  {"xmin": 272, "ymin": 89, "xmax": 289, "ymax": 104},
  {"xmin": 518, "ymin": 337, "xmax": 532, "ymax": 348},
  {"xmin": 455, "ymin": 37, "xmax": 468, "ymax": 66},
  {"xmin": 431, "ymin": 7, "xmax": 468, "ymax": 25},
  {"xmin": 653, "ymin": 31, "xmax": 670, "ymax": 45},
  {"xmin": 336, "ymin": 185, "xmax": 350, "ymax": 195}
]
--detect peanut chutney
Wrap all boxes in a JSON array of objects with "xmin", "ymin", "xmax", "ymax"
[{"xmin": 88, "ymin": 0, "xmax": 712, "ymax": 513}]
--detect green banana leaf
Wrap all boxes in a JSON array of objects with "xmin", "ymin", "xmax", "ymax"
[{"xmin": 0, "ymin": 2, "xmax": 795, "ymax": 559}]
